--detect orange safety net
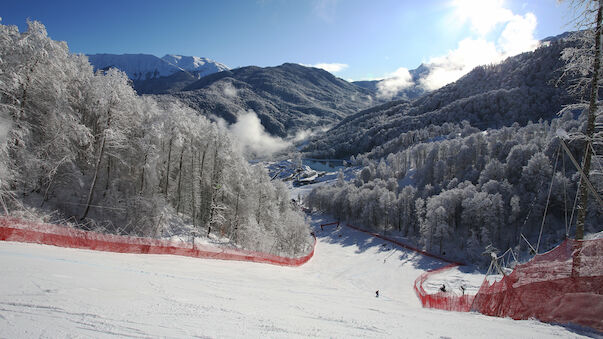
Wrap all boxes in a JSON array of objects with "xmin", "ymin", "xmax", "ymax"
[
  {"xmin": 345, "ymin": 223, "xmax": 461, "ymax": 265},
  {"xmin": 337, "ymin": 222, "xmax": 473, "ymax": 311},
  {"xmin": 0, "ymin": 217, "xmax": 316, "ymax": 267},
  {"xmin": 320, "ymin": 221, "xmax": 339, "ymax": 230},
  {"xmin": 413, "ymin": 263, "xmax": 476, "ymax": 312},
  {"xmin": 471, "ymin": 238, "xmax": 603, "ymax": 332}
]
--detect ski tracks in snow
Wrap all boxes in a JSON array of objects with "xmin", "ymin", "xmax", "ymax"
[{"xmin": 0, "ymin": 218, "xmax": 595, "ymax": 338}]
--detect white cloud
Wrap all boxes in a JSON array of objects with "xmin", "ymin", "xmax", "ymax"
[
  {"xmin": 222, "ymin": 82, "xmax": 237, "ymax": 98},
  {"xmin": 413, "ymin": 0, "xmax": 540, "ymax": 91},
  {"xmin": 498, "ymin": 12, "xmax": 539, "ymax": 57},
  {"xmin": 229, "ymin": 110, "xmax": 290, "ymax": 157},
  {"xmin": 291, "ymin": 129, "xmax": 316, "ymax": 143},
  {"xmin": 452, "ymin": 0, "xmax": 514, "ymax": 36},
  {"xmin": 375, "ymin": 0, "xmax": 539, "ymax": 96},
  {"xmin": 305, "ymin": 62, "xmax": 349, "ymax": 73},
  {"xmin": 420, "ymin": 38, "xmax": 500, "ymax": 91},
  {"xmin": 376, "ymin": 67, "xmax": 414, "ymax": 99}
]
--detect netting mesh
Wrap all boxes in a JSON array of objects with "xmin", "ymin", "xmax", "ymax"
[
  {"xmin": 0, "ymin": 217, "xmax": 316, "ymax": 266},
  {"xmin": 471, "ymin": 238, "xmax": 603, "ymax": 331},
  {"xmin": 413, "ymin": 263, "xmax": 476, "ymax": 312}
]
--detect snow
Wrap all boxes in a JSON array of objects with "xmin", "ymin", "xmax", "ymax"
[
  {"xmin": 87, "ymin": 54, "xmax": 229, "ymax": 81},
  {"xmin": 398, "ymin": 168, "xmax": 417, "ymax": 188},
  {"xmin": 87, "ymin": 54, "xmax": 182, "ymax": 80},
  {"xmin": 422, "ymin": 266, "xmax": 485, "ymax": 295},
  {"xmin": 556, "ymin": 128, "xmax": 570, "ymax": 139},
  {"xmin": 162, "ymin": 54, "xmax": 229, "ymax": 76},
  {"xmin": 0, "ymin": 214, "xmax": 591, "ymax": 338},
  {"xmin": 264, "ymin": 158, "xmax": 347, "ymax": 201}
]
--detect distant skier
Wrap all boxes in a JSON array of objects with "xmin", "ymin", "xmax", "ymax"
[
  {"xmin": 440, "ymin": 284, "xmax": 446, "ymax": 293},
  {"xmin": 460, "ymin": 285, "xmax": 465, "ymax": 295},
  {"xmin": 375, "ymin": 290, "xmax": 379, "ymax": 298}
]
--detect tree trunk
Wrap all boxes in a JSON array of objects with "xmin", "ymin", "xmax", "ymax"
[
  {"xmin": 139, "ymin": 153, "xmax": 147, "ymax": 194},
  {"xmin": 176, "ymin": 145, "xmax": 185, "ymax": 213},
  {"xmin": 256, "ymin": 186, "xmax": 263, "ymax": 224},
  {"xmin": 103, "ymin": 156, "xmax": 111, "ymax": 197},
  {"xmin": 232, "ymin": 190, "xmax": 240, "ymax": 240},
  {"xmin": 191, "ymin": 150, "xmax": 196, "ymax": 225},
  {"xmin": 576, "ymin": 0, "xmax": 602, "ymax": 240},
  {"xmin": 17, "ymin": 60, "xmax": 39, "ymax": 119},
  {"xmin": 81, "ymin": 110, "xmax": 112, "ymax": 220},
  {"xmin": 164, "ymin": 136, "xmax": 173, "ymax": 199},
  {"xmin": 207, "ymin": 144, "xmax": 221, "ymax": 230},
  {"xmin": 197, "ymin": 147, "xmax": 207, "ymax": 227},
  {"xmin": 41, "ymin": 174, "xmax": 54, "ymax": 207},
  {"xmin": 439, "ymin": 236, "xmax": 443, "ymax": 255}
]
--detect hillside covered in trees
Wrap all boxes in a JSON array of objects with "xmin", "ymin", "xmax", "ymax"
[
  {"xmin": 0, "ymin": 20, "xmax": 313, "ymax": 256},
  {"xmin": 163, "ymin": 63, "xmax": 379, "ymax": 137},
  {"xmin": 306, "ymin": 31, "xmax": 603, "ymax": 264},
  {"xmin": 303, "ymin": 35, "xmax": 577, "ymax": 159}
]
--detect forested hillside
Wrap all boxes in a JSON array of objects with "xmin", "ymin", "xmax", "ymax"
[
  {"xmin": 304, "ymin": 36, "xmax": 576, "ymax": 159},
  {"xmin": 308, "ymin": 116, "xmax": 602, "ymax": 264},
  {"xmin": 307, "ymin": 32, "xmax": 602, "ymax": 264},
  {"xmin": 0, "ymin": 20, "xmax": 312, "ymax": 256},
  {"xmin": 164, "ymin": 63, "xmax": 378, "ymax": 137}
]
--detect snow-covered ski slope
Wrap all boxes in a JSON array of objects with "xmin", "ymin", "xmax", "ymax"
[{"xmin": 0, "ymin": 215, "xmax": 592, "ymax": 338}]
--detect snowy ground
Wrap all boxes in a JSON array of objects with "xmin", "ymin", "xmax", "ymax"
[
  {"xmin": 421, "ymin": 265, "xmax": 485, "ymax": 295},
  {"xmin": 0, "ymin": 213, "xmax": 594, "ymax": 338},
  {"xmin": 265, "ymin": 158, "xmax": 357, "ymax": 202}
]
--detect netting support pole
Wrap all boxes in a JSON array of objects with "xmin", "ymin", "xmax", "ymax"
[
  {"xmin": 520, "ymin": 233, "xmax": 537, "ymax": 255},
  {"xmin": 559, "ymin": 138, "xmax": 603, "ymax": 208}
]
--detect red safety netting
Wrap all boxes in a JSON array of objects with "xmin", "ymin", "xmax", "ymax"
[
  {"xmin": 0, "ymin": 217, "xmax": 316, "ymax": 267},
  {"xmin": 337, "ymin": 222, "xmax": 472, "ymax": 311},
  {"xmin": 320, "ymin": 221, "xmax": 339, "ymax": 230},
  {"xmin": 471, "ymin": 238, "xmax": 603, "ymax": 332},
  {"xmin": 413, "ymin": 264, "xmax": 476, "ymax": 312},
  {"xmin": 345, "ymin": 223, "xmax": 461, "ymax": 265}
]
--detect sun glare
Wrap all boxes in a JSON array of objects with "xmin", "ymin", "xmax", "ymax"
[{"xmin": 452, "ymin": 0, "xmax": 514, "ymax": 35}]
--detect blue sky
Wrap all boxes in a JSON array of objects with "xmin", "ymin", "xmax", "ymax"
[{"xmin": 2, "ymin": 0, "xmax": 574, "ymax": 82}]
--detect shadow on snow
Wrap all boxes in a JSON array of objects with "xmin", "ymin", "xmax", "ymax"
[{"xmin": 308, "ymin": 214, "xmax": 447, "ymax": 271}]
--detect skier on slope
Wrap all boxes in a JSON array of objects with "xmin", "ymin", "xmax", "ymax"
[{"xmin": 375, "ymin": 290, "xmax": 379, "ymax": 298}]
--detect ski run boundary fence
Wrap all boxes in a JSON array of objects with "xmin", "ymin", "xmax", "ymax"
[
  {"xmin": 318, "ymin": 221, "xmax": 470, "ymax": 312},
  {"xmin": 471, "ymin": 238, "xmax": 603, "ymax": 332},
  {"xmin": 3, "ymin": 216, "xmax": 601, "ymax": 331},
  {"xmin": 413, "ymin": 264, "xmax": 475, "ymax": 312},
  {"xmin": 0, "ymin": 217, "xmax": 316, "ymax": 267},
  {"xmin": 320, "ymin": 221, "xmax": 602, "ymax": 332}
]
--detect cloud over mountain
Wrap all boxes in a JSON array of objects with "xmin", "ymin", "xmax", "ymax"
[{"xmin": 377, "ymin": 0, "xmax": 540, "ymax": 96}]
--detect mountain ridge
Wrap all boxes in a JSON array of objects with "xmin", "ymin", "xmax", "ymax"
[
  {"xmin": 87, "ymin": 53, "xmax": 228, "ymax": 93},
  {"xmin": 303, "ymin": 33, "xmax": 578, "ymax": 158},
  {"xmin": 161, "ymin": 63, "xmax": 380, "ymax": 137}
]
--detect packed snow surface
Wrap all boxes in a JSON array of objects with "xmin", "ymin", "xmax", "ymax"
[{"xmin": 0, "ymin": 215, "xmax": 590, "ymax": 338}]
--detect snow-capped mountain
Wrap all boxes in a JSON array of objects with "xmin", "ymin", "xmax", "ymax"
[
  {"xmin": 87, "ymin": 54, "xmax": 181, "ymax": 80},
  {"xmin": 87, "ymin": 53, "xmax": 228, "ymax": 82},
  {"xmin": 161, "ymin": 54, "xmax": 229, "ymax": 78}
]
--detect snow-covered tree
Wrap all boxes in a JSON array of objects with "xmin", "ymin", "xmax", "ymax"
[{"xmin": 0, "ymin": 20, "xmax": 313, "ymax": 256}]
